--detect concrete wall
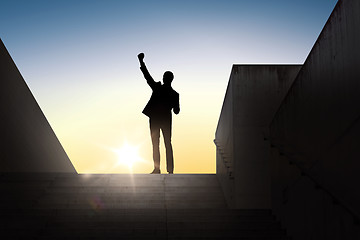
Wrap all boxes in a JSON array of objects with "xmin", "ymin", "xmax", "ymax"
[
  {"xmin": 215, "ymin": 65, "xmax": 301, "ymax": 208},
  {"xmin": 269, "ymin": 0, "xmax": 360, "ymax": 238},
  {"xmin": 0, "ymin": 39, "xmax": 76, "ymax": 173},
  {"xmin": 215, "ymin": 71, "xmax": 235, "ymax": 207}
]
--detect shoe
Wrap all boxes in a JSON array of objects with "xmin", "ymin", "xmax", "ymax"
[
  {"xmin": 168, "ymin": 172, "xmax": 173, "ymax": 174},
  {"xmin": 150, "ymin": 169, "xmax": 160, "ymax": 174}
]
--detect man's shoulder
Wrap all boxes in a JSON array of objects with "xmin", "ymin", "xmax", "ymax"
[
  {"xmin": 170, "ymin": 87, "xmax": 179, "ymax": 96},
  {"xmin": 160, "ymin": 85, "xmax": 179, "ymax": 96},
  {"xmin": 152, "ymin": 81, "xmax": 162, "ymax": 89}
]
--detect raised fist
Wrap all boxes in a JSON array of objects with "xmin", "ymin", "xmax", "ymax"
[{"xmin": 138, "ymin": 53, "xmax": 145, "ymax": 61}]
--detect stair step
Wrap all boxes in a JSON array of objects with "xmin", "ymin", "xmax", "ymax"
[{"xmin": 0, "ymin": 173, "xmax": 289, "ymax": 239}]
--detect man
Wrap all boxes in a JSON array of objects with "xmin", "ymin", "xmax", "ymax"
[{"xmin": 137, "ymin": 53, "xmax": 180, "ymax": 174}]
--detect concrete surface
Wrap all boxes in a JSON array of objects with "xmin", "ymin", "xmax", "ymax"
[
  {"xmin": 0, "ymin": 39, "xmax": 76, "ymax": 173},
  {"xmin": 0, "ymin": 173, "xmax": 289, "ymax": 239},
  {"xmin": 269, "ymin": 0, "xmax": 360, "ymax": 239},
  {"xmin": 215, "ymin": 65, "xmax": 301, "ymax": 209}
]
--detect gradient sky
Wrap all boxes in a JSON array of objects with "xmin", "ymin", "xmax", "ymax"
[{"xmin": 0, "ymin": 0, "xmax": 337, "ymax": 173}]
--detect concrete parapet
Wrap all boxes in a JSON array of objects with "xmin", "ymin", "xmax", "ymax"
[
  {"xmin": 269, "ymin": 0, "xmax": 360, "ymax": 238},
  {"xmin": 0, "ymin": 39, "xmax": 76, "ymax": 172},
  {"xmin": 215, "ymin": 65, "xmax": 301, "ymax": 208}
]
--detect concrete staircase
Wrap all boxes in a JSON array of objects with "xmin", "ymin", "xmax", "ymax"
[{"xmin": 0, "ymin": 173, "xmax": 289, "ymax": 239}]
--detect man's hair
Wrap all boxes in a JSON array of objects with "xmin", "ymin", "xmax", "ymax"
[{"xmin": 163, "ymin": 71, "xmax": 174, "ymax": 84}]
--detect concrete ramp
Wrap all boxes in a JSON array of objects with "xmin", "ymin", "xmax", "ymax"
[{"xmin": 0, "ymin": 39, "xmax": 75, "ymax": 173}]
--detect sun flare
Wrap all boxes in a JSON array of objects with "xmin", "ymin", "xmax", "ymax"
[{"xmin": 113, "ymin": 142, "xmax": 143, "ymax": 170}]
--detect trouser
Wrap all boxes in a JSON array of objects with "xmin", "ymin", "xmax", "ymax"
[{"xmin": 149, "ymin": 117, "xmax": 174, "ymax": 173}]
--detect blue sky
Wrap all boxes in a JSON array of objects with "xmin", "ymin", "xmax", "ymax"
[{"xmin": 0, "ymin": 0, "xmax": 338, "ymax": 173}]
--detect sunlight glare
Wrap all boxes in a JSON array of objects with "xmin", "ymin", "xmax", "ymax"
[{"xmin": 113, "ymin": 142, "xmax": 143, "ymax": 170}]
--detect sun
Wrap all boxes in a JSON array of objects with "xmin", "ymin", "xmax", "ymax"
[{"xmin": 113, "ymin": 142, "xmax": 143, "ymax": 170}]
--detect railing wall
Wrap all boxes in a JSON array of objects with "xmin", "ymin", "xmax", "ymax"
[
  {"xmin": 215, "ymin": 65, "xmax": 301, "ymax": 208},
  {"xmin": 269, "ymin": 0, "xmax": 360, "ymax": 238}
]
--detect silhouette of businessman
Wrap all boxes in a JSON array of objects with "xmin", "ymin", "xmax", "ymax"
[{"xmin": 138, "ymin": 53, "xmax": 180, "ymax": 174}]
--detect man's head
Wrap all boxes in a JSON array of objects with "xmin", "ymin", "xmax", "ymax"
[{"xmin": 163, "ymin": 71, "xmax": 174, "ymax": 85}]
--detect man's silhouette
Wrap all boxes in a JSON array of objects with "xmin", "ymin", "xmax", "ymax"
[{"xmin": 138, "ymin": 53, "xmax": 180, "ymax": 174}]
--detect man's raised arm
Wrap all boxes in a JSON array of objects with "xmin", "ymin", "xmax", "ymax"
[{"xmin": 138, "ymin": 53, "xmax": 156, "ymax": 88}]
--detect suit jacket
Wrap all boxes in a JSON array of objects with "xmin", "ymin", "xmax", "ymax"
[{"xmin": 140, "ymin": 64, "xmax": 180, "ymax": 120}]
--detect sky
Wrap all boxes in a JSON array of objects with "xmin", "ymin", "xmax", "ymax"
[{"xmin": 0, "ymin": 0, "xmax": 337, "ymax": 173}]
